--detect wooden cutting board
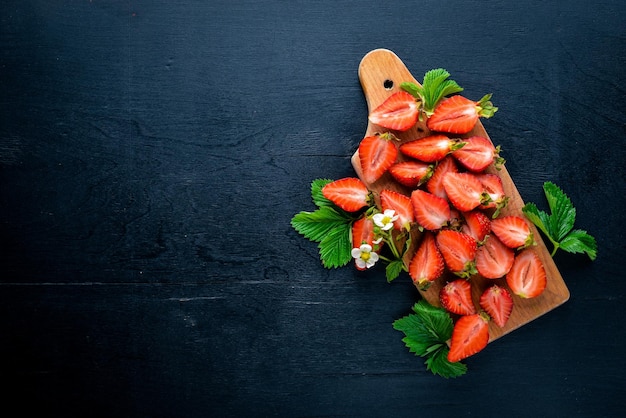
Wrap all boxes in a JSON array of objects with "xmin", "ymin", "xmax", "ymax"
[{"xmin": 351, "ymin": 49, "xmax": 570, "ymax": 342}]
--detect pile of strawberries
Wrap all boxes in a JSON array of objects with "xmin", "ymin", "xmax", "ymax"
[{"xmin": 321, "ymin": 90, "xmax": 548, "ymax": 363}]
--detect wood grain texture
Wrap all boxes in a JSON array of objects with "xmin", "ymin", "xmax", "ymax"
[{"xmin": 351, "ymin": 49, "xmax": 569, "ymax": 342}]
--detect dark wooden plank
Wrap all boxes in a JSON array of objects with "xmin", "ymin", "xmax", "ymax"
[{"xmin": 0, "ymin": 0, "xmax": 625, "ymax": 416}]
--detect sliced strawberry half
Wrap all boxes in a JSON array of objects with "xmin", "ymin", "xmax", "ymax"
[
  {"xmin": 426, "ymin": 155, "xmax": 458, "ymax": 200},
  {"xmin": 427, "ymin": 94, "xmax": 498, "ymax": 135},
  {"xmin": 358, "ymin": 133, "xmax": 398, "ymax": 184},
  {"xmin": 410, "ymin": 189, "xmax": 451, "ymax": 231},
  {"xmin": 452, "ymin": 136, "xmax": 504, "ymax": 172},
  {"xmin": 322, "ymin": 177, "xmax": 371, "ymax": 212},
  {"xmin": 388, "ymin": 160, "xmax": 434, "ymax": 188},
  {"xmin": 435, "ymin": 229, "xmax": 477, "ymax": 278},
  {"xmin": 506, "ymin": 249, "xmax": 547, "ymax": 298},
  {"xmin": 400, "ymin": 134, "xmax": 465, "ymax": 163},
  {"xmin": 351, "ymin": 216, "xmax": 378, "ymax": 271},
  {"xmin": 447, "ymin": 313, "xmax": 490, "ymax": 363},
  {"xmin": 443, "ymin": 172, "xmax": 484, "ymax": 212},
  {"xmin": 490, "ymin": 215, "xmax": 535, "ymax": 249},
  {"xmin": 368, "ymin": 91, "xmax": 419, "ymax": 131},
  {"xmin": 461, "ymin": 210, "xmax": 491, "ymax": 243},
  {"xmin": 440, "ymin": 279, "xmax": 476, "ymax": 316},
  {"xmin": 409, "ymin": 232, "xmax": 444, "ymax": 290},
  {"xmin": 479, "ymin": 285, "xmax": 513, "ymax": 328},
  {"xmin": 352, "ymin": 215, "xmax": 376, "ymax": 248},
  {"xmin": 475, "ymin": 234, "xmax": 515, "ymax": 279},
  {"xmin": 475, "ymin": 173, "xmax": 509, "ymax": 215},
  {"xmin": 380, "ymin": 189, "xmax": 414, "ymax": 232}
]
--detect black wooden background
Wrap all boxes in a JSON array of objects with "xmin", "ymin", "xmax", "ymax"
[{"xmin": 2, "ymin": 1, "xmax": 625, "ymax": 416}]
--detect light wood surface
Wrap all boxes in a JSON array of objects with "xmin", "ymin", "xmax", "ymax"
[{"xmin": 351, "ymin": 49, "xmax": 570, "ymax": 342}]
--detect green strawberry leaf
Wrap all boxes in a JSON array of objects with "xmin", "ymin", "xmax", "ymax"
[
  {"xmin": 393, "ymin": 300, "xmax": 464, "ymax": 378},
  {"xmin": 425, "ymin": 346, "xmax": 467, "ymax": 379},
  {"xmin": 311, "ymin": 178, "xmax": 334, "ymax": 207},
  {"xmin": 401, "ymin": 69, "xmax": 463, "ymax": 116},
  {"xmin": 522, "ymin": 202, "xmax": 552, "ymax": 240},
  {"xmin": 291, "ymin": 206, "xmax": 352, "ymax": 243},
  {"xmin": 559, "ymin": 229, "xmax": 598, "ymax": 261},
  {"xmin": 523, "ymin": 182, "xmax": 597, "ymax": 259},
  {"xmin": 318, "ymin": 222, "xmax": 352, "ymax": 268},
  {"xmin": 393, "ymin": 315, "xmax": 436, "ymax": 357},
  {"xmin": 543, "ymin": 181, "xmax": 576, "ymax": 241},
  {"xmin": 385, "ymin": 259, "xmax": 405, "ymax": 283}
]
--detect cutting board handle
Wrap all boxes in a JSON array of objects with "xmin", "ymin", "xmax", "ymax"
[{"xmin": 358, "ymin": 49, "xmax": 426, "ymax": 138}]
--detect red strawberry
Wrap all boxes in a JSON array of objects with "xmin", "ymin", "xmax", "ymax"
[
  {"xmin": 427, "ymin": 94, "xmax": 498, "ymax": 135},
  {"xmin": 447, "ymin": 313, "xmax": 490, "ymax": 363},
  {"xmin": 475, "ymin": 234, "xmax": 515, "ymax": 279},
  {"xmin": 479, "ymin": 285, "xmax": 513, "ymax": 328},
  {"xmin": 358, "ymin": 133, "xmax": 398, "ymax": 184},
  {"xmin": 461, "ymin": 210, "xmax": 491, "ymax": 243},
  {"xmin": 380, "ymin": 189, "xmax": 414, "ymax": 232},
  {"xmin": 388, "ymin": 160, "xmax": 434, "ymax": 188},
  {"xmin": 452, "ymin": 136, "xmax": 504, "ymax": 172},
  {"xmin": 410, "ymin": 189, "xmax": 451, "ymax": 231},
  {"xmin": 440, "ymin": 279, "xmax": 476, "ymax": 316},
  {"xmin": 409, "ymin": 232, "xmax": 444, "ymax": 290},
  {"xmin": 351, "ymin": 216, "xmax": 376, "ymax": 249},
  {"xmin": 443, "ymin": 172, "xmax": 484, "ymax": 212},
  {"xmin": 400, "ymin": 134, "xmax": 465, "ymax": 163},
  {"xmin": 506, "ymin": 249, "xmax": 547, "ymax": 298},
  {"xmin": 351, "ymin": 216, "xmax": 378, "ymax": 271},
  {"xmin": 475, "ymin": 173, "xmax": 509, "ymax": 215},
  {"xmin": 490, "ymin": 215, "xmax": 535, "ymax": 249},
  {"xmin": 426, "ymin": 155, "xmax": 458, "ymax": 199},
  {"xmin": 368, "ymin": 91, "xmax": 419, "ymax": 131},
  {"xmin": 435, "ymin": 229, "xmax": 477, "ymax": 278},
  {"xmin": 322, "ymin": 177, "xmax": 371, "ymax": 212}
]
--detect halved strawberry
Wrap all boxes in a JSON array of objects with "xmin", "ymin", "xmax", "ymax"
[
  {"xmin": 443, "ymin": 172, "xmax": 484, "ymax": 212},
  {"xmin": 426, "ymin": 155, "xmax": 458, "ymax": 199},
  {"xmin": 427, "ymin": 94, "xmax": 498, "ymax": 135},
  {"xmin": 461, "ymin": 210, "xmax": 491, "ymax": 243},
  {"xmin": 368, "ymin": 91, "xmax": 419, "ymax": 131},
  {"xmin": 351, "ymin": 216, "xmax": 378, "ymax": 271},
  {"xmin": 435, "ymin": 229, "xmax": 477, "ymax": 278},
  {"xmin": 351, "ymin": 215, "xmax": 376, "ymax": 249},
  {"xmin": 447, "ymin": 312, "xmax": 490, "ymax": 363},
  {"xmin": 322, "ymin": 177, "xmax": 371, "ymax": 212},
  {"xmin": 409, "ymin": 232, "xmax": 444, "ymax": 290},
  {"xmin": 358, "ymin": 133, "xmax": 398, "ymax": 184},
  {"xmin": 490, "ymin": 215, "xmax": 535, "ymax": 249},
  {"xmin": 440, "ymin": 279, "xmax": 476, "ymax": 316},
  {"xmin": 475, "ymin": 234, "xmax": 515, "ymax": 279},
  {"xmin": 400, "ymin": 134, "xmax": 465, "ymax": 163},
  {"xmin": 479, "ymin": 285, "xmax": 513, "ymax": 328},
  {"xmin": 475, "ymin": 173, "xmax": 509, "ymax": 215},
  {"xmin": 452, "ymin": 136, "xmax": 504, "ymax": 172},
  {"xmin": 506, "ymin": 249, "xmax": 547, "ymax": 298},
  {"xmin": 388, "ymin": 161, "xmax": 434, "ymax": 188},
  {"xmin": 380, "ymin": 189, "xmax": 414, "ymax": 232},
  {"xmin": 410, "ymin": 189, "xmax": 451, "ymax": 231}
]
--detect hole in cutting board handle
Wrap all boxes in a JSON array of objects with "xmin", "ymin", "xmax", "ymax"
[{"xmin": 383, "ymin": 79, "xmax": 394, "ymax": 90}]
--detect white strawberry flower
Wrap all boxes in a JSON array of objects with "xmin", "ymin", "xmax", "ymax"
[
  {"xmin": 351, "ymin": 244, "xmax": 379, "ymax": 269},
  {"xmin": 373, "ymin": 209, "xmax": 398, "ymax": 231}
]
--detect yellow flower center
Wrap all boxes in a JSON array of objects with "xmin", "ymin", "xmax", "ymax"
[{"xmin": 361, "ymin": 252, "xmax": 371, "ymax": 261}]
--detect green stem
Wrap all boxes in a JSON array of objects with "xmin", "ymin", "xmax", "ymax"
[{"xmin": 546, "ymin": 235, "xmax": 560, "ymax": 258}]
